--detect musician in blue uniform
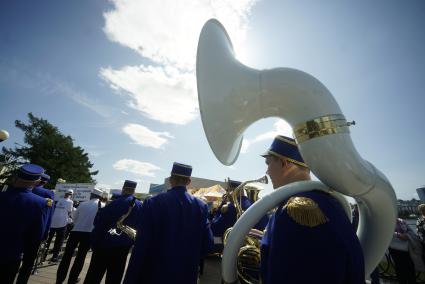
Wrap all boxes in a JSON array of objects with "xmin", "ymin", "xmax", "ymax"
[
  {"xmin": 123, "ymin": 162, "xmax": 214, "ymax": 284},
  {"xmin": 15, "ymin": 172, "xmax": 54, "ymax": 284},
  {"xmin": 84, "ymin": 180, "xmax": 142, "ymax": 284},
  {"xmin": 110, "ymin": 192, "xmax": 121, "ymax": 202},
  {"xmin": 260, "ymin": 135, "xmax": 365, "ymax": 284},
  {"xmin": 211, "ymin": 180, "xmax": 246, "ymax": 237},
  {"xmin": 211, "ymin": 179, "xmax": 269, "ymax": 243},
  {"xmin": 32, "ymin": 173, "xmax": 55, "ymax": 237},
  {"xmin": 0, "ymin": 164, "xmax": 48, "ymax": 284}
]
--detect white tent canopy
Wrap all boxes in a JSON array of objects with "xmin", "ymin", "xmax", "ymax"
[{"xmin": 192, "ymin": 184, "xmax": 226, "ymax": 201}]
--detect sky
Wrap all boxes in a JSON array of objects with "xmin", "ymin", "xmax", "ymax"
[{"xmin": 0, "ymin": 0, "xmax": 424, "ymax": 200}]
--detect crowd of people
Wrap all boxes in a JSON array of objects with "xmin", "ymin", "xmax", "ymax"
[{"xmin": 0, "ymin": 134, "xmax": 423, "ymax": 284}]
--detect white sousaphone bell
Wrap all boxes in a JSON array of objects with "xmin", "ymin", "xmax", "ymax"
[{"xmin": 196, "ymin": 19, "xmax": 397, "ymax": 282}]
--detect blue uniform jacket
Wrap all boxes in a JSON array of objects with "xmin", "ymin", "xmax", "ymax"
[
  {"xmin": 260, "ymin": 190, "xmax": 365, "ymax": 284},
  {"xmin": 123, "ymin": 186, "xmax": 214, "ymax": 284},
  {"xmin": 91, "ymin": 194, "xmax": 142, "ymax": 249},
  {"xmin": 211, "ymin": 196, "xmax": 269, "ymax": 238},
  {"xmin": 32, "ymin": 185, "xmax": 55, "ymax": 239},
  {"xmin": 0, "ymin": 186, "xmax": 48, "ymax": 261}
]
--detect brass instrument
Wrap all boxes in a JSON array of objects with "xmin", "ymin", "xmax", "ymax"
[
  {"xmin": 245, "ymin": 185, "xmax": 261, "ymax": 205},
  {"xmin": 232, "ymin": 176, "xmax": 268, "ymax": 219},
  {"xmin": 220, "ymin": 182, "xmax": 233, "ymax": 214},
  {"xmin": 116, "ymin": 204, "xmax": 137, "ymax": 240},
  {"xmin": 196, "ymin": 19, "xmax": 397, "ymax": 283},
  {"xmin": 223, "ymin": 175, "xmax": 268, "ymax": 284},
  {"xmin": 108, "ymin": 199, "xmax": 137, "ymax": 240}
]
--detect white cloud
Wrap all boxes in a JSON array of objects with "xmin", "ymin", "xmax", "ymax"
[
  {"xmin": 113, "ymin": 159, "xmax": 161, "ymax": 177},
  {"xmin": 241, "ymin": 119, "xmax": 293, "ymax": 153},
  {"xmin": 103, "ymin": 0, "xmax": 257, "ymax": 70},
  {"xmin": 101, "ymin": 65, "xmax": 197, "ymax": 124},
  {"xmin": 101, "ymin": 0, "xmax": 258, "ymax": 125},
  {"xmin": 122, "ymin": 123, "xmax": 173, "ymax": 149}
]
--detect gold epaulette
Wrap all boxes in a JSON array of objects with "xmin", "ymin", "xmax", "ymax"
[
  {"xmin": 46, "ymin": 198, "xmax": 53, "ymax": 207},
  {"xmin": 284, "ymin": 197, "xmax": 328, "ymax": 227}
]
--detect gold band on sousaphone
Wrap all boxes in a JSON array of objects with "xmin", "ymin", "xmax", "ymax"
[{"xmin": 222, "ymin": 176, "xmax": 268, "ymax": 284}]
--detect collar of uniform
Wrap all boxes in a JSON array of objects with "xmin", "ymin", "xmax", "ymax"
[{"xmin": 170, "ymin": 186, "xmax": 187, "ymax": 191}]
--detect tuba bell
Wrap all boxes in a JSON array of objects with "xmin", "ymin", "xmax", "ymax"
[
  {"xmin": 196, "ymin": 18, "xmax": 397, "ymax": 283},
  {"xmin": 244, "ymin": 176, "xmax": 267, "ymax": 204}
]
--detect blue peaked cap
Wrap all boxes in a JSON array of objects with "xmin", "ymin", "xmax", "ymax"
[
  {"xmin": 262, "ymin": 135, "xmax": 308, "ymax": 168},
  {"xmin": 123, "ymin": 180, "xmax": 137, "ymax": 190},
  {"xmin": 111, "ymin": 192, "xmax": 121, "ymax": 199},
  {"xmin": 17, "ymin": 164, "xmax": 44, "ymax": 181},
  {"xmin": 171, "ymin": 162, "xmax": 192, "ymax": 177},
  {"xmin": 41, "ymin": 173, "xmax": 50, "ymax": 181},
  {"xmin": 228, "ymin": 179, "xmax": 242, "ymax": 188}
]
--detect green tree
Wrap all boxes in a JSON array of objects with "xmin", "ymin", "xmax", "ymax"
[{"xmin": 0, "ymin": 113, "xmax": 98, "ymax": 188}]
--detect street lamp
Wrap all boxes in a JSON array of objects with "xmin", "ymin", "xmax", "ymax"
[
  {"xmin": 0, "ymin": 130, "xmax": 11, "ymax": 190},
  {"xmin": 0, "ymin": 130, "xmax": 9, "ymax": 142}
]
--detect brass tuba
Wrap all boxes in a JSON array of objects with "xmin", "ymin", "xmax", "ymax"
[
  {"xmin": 222, "ymin": 176, "xmax": 268, "ymax": 284},
  {"xmin": 196, "ymin": 19, "xmax": 397, "ymax": 283}
]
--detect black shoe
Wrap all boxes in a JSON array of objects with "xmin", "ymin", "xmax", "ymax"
[{"xmin": 50, "ymin": 257, "xmax": 59, "ymax": 263}]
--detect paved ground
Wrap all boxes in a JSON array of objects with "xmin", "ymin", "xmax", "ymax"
[
  {"xmin": 25, "ymin": 243, "xmax": 396, "ymax": 284},
  {"xmin": 28, "ymin": 251, "xmax": 222, "ymax": 284},
  {"xmin": 27, "ymin": 253, "xmax": 397, "ymax": 284},
  {"xmin": 29, "ymin": 250, "xmax": 100, "ymax": 284}
]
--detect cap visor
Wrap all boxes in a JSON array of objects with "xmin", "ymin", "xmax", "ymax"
[{"xmin": 261, "ymin": 150, "xmax": 273, "ymax": 158}]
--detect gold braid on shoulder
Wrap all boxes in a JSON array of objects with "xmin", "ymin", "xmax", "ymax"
[{"xmin": 284, "ymin": 196, "xmax": 328, "ymax": 227}]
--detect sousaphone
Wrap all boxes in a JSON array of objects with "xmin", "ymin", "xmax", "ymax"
[{"xmin": 196, "ymin": 19, "xmax": 397, "ymax": 283}]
